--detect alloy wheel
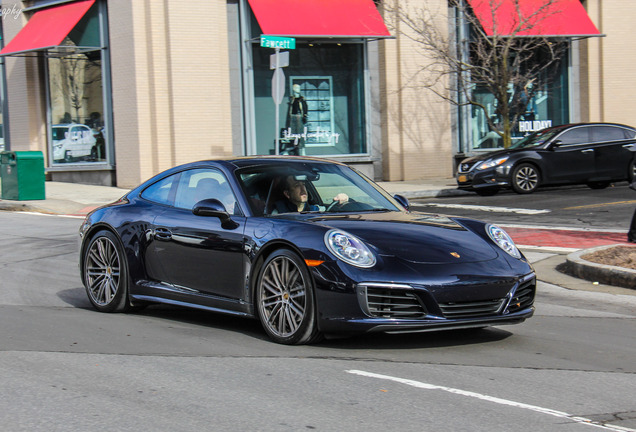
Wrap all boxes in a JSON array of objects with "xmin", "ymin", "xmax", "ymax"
[
  {"xmin": 513, "ymin": 165, "xmax": 539, "ymax": 193},
  {"xmin": 85, "ymin": 236, "xmax": 121, "ymax": 306},
  {"xmin": 259, "ymin": 255, "xmax": 307, "ymax": 338}
]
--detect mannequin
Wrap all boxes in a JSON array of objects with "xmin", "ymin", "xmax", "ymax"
[{"xmin": 287, "ymin": 84, "xmax": 308, "ymax": 155}]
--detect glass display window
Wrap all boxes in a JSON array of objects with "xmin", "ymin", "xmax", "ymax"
[
  {"xmin": 46, "ymin": 2, "xmax": 109, "ymax": 166},
  {"xmin": 251, "ymin": 43, "xmax": 367, "ymax": 157}
]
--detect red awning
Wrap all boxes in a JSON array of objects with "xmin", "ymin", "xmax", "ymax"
[
  {"xmin": 247, "ymin": 0, "xmax": 391, "ymax": 38},
  {"xmin": 466, "ymin": 0, "xmax": 601, "ymax": 37},
  {"xmin": 0, "ymin": 0, "xmax": 95, "ymax": 56}
]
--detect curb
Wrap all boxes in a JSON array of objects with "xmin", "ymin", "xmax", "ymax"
[
  {"xmin": 0, "ymin": 201, "xmax": 55, "ymax": 214},
  {"xmin": 390, "ymin": 188, "xmax": 472, "ymax": 200},
  {"xmin": 564, "ymin": 244, "xmax": 636, "ymax": 289}
]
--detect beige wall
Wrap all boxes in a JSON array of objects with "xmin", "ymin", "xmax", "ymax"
[
  {"xmin": 581, "ymin": 1, "xmax": 636, "ymax": 125},
  {"xmin": 379, "ymin": 0, "xmax": 453, "ymax": 181},
  {"xmin": 109, "ymin": 0, "xmax": 233, "ymax": 188}
]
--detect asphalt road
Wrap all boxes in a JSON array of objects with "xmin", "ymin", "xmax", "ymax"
[
  {"xmin": 412, "ymin": 181, "xmax": 636, "ymax": 230},
  {"xmin": 1, "ymin": 210, "xmax": 635, "ymax": 431}
]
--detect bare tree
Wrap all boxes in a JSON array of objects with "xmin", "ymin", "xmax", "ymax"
[
  {"xmin": 386, "ymin": 0, "xmax": 568, "ymax": 148},
  {"xmin": 51, "ymin": 52, "xmax": 102, "ymax": 123}
]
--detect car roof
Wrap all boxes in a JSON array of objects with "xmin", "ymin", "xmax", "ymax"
[
  {"xmin": 133, "ymin": 156, "xmax": 349, "ymax": 191},
  {"xmin": 552, "ymin": 122, "xmax": 636, "ymax": 131}
]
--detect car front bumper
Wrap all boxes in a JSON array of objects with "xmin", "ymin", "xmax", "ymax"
[
  {"xmin": 311, "ymin": 259, "xmax": 537, "ymax": 336},
  {"xmin": 456, "ymin": 165, "xmax": 512, "ymax": 191}
]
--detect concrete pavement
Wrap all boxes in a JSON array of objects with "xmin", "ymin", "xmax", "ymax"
[{"xmin": 0, "ymin": 179, "xmax": 634, "ymax": 293}]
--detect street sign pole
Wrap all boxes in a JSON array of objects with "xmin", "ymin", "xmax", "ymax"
[
  {"xmin": 274, "ymin": 48, "xmax": 281, "ymax": 155},
  {"xmin": 262, "ymin": 35, "xmax": 295, "ymax": 155}
]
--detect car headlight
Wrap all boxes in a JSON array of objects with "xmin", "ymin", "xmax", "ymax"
[
  {"xmin": 486, "ymin": 224, "xmax": 521, "ymax": 259},
  {"xmin": 477, "ymin": 157, "xmax": 509, "ymax": 170},
  {"xmin": 325, "ymin": 229, "xmax": 376, "ymax": 268}
]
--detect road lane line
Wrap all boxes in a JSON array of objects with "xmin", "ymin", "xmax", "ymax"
[
  {"xmin": 418, "ymin": 203, "xmax": 551, "ymax": 215},
  {"xmin": 346, "ymin": 370, "xmax": 636, "ymax": 432},
  {"xmin": 563, "ymin": 200, "xmax": 636, "ymax": 210}
]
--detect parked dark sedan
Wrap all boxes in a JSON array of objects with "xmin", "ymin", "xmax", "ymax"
[
  {"xmin": 79, "ymin": 157, "xmax": 535, "ymax": 344},
  {"xmin": 457, "ymin": 123, "xmax": 636, "ymax": 195}
]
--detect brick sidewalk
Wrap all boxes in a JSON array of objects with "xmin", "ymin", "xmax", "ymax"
[{"xmin": 505, "ymin": 227, "xmax": 629, "ymax": 249}]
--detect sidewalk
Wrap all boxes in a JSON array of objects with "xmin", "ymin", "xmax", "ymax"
[{"xmin": 0, "ymin": 180, "xmax": 633, "ymax": 293}]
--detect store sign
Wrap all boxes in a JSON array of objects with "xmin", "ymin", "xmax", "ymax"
[
  {"xmin": 519, "ymin": 120, "xmax": 552, "ymax": 133},
  {"xmin": 260, "ymin": 35, "xmax": 296, "ymax": 50},
  {"xmin": 283, "ymin": 127, "xmax": 341, "ymax": 145}
]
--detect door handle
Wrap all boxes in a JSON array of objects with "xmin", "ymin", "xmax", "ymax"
[
  {"xmin": 154, "ymin": 227, "xmax": 172, "ymax": 240},
  {"xmin": 581, "ymin": 149, "xmax": 594, "ymax": 153},
  {"xmin": 623, "ymin": 144, "xmax": 634, "ymax": 148}
]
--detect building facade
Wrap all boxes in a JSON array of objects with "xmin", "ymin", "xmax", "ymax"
[{"xmin": 0, "ymin": 0, "xmax": 632, "ymax": 189}]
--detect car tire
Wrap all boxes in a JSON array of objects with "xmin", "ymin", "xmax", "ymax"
[
  {"xmin": 587, "ymin": 181, "xmax": 610, "ymax": 190},
  {"xmin": 82, "ymin": 230, "xmax": 132, "ymax": 313},
  {"xmin": 256, "ymin": 249, "xmax": 322, "ymax": 345},
  {"xmin": 64, "ymin": 150, "xmax": 73, "ymax": 163},
  {"xmin": 475, "ymin": 188, "xmax": 499, "ymax": 196},
  {"xmin": 629, "ymin": 159, "xmax": 636, "ymax": 183},
  {"xmin": 511, "ymin": 163, "xmax": 540, "ymax": 194}
]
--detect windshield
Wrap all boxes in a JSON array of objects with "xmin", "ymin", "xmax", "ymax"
[
  {"xmin": 236, "ymin": 161, "xmax": 403, "ymax": 216},
  {"xmin": 51, "ymin": 127, "xmax": 69, "ymax": 141},
  {"xmin": 510, "ymin": 127, "xmax": 564, "ymax": 149}
]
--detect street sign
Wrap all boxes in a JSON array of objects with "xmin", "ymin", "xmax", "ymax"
[
  {"xmin": 270, "ymin": 51, "xmax": 289, "ymax": 70},
  {"xmin": 260, "ymin": 35, "xmax": 296, "ymax": 50},
  {"xmin": 272, "ymin": 68, "xmax": 285, "ymax": 105}
]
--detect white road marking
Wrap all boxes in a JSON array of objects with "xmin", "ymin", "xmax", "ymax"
[
  {"xmin": 346, "ymin": 370, "xmax": 636, "ymax": 432},
  {"xmin": 419, "ymin": 203, "xmax": 551, "ymax": 215}
]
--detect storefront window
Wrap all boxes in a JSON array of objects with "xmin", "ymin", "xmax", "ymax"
[
  {"xmin": 47, "ymin": 2, "xmax": 107, "ymax": 165},
  {"xmin": 467, "ymin": 48, "xmax": 569, "ymax": 151},
  {"xmin": 251, "ymin": 43, "xmax": 367, "ymax": 157}
]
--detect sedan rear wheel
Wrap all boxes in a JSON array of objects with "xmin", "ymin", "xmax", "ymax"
[
  {"xmin": 256, "ymin": 249, "xmax": 321, "ymax": 345},
  {"xmin": 83, "ymin": 230, "xmax": 131, "ymax": 313},
  {"xmin": 511, "ymin": 163, "xmax": 540, "ymax": 194}
]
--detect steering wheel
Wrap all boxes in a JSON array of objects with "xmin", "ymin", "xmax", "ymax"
[{"xmin": 327, "ymin": 198, "xmax": 356, "ymax": 212}]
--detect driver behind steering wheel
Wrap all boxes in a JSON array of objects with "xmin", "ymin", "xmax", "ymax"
[{"xmin": 274, "ymin": 175, "xmax": 348, "ymax": 214}]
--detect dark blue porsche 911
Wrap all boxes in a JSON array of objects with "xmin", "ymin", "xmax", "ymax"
[{"xmin": 79, "ymin": 157, "xmax": 535, "ymax": 344}]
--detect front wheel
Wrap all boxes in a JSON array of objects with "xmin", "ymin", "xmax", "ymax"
[
  {"xmin": 256, "ymin": 249, "xmax": 321, "ymax": 345},
  {"xmin": 82, "ymin": 230, "xmax": 132, "ymax": 313},
  {"xmin": 511, "ymin": 163, "xmax": 540, "ymax": 194}
]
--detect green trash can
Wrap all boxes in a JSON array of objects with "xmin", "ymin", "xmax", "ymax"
[{"xmin": 0, "ymin": 151, "xmax": 46, "ymax": 200}]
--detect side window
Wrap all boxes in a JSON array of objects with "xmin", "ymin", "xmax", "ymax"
[
  {"xmin": 140, "ymin": 174, "xmax": 177, "ymax": 206},
  {"xmin": 591, "ymin": 126, "xmax": 627, "ymax": 142},
  {"xmin": 556, "ymin": 127, "xmax": 590, "ymax": 146},
  {"xmin": 174, "ymin": 168, "xmax": 239, "ymax": 214}
]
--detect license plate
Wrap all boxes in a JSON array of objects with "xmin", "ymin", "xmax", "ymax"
[{"xmin": 458, "ymin": 175, "xmax": 467, "ymax": 183}]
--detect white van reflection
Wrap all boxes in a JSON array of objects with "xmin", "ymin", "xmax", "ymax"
[{"xmin": 52, "ymin": 124, "xmax": 97, "ymax": 163}]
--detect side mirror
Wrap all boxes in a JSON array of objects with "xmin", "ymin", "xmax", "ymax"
[
  {"xmin": 393, "ymin": 194, "xmax": 410, "ymax": 211},
  {"xmin": 548, "ymin": 139, "xmax": 563, "ymax": 150},
  {"xmin": 193, "ymin": 199, "xmax": 238, "ymax": 229}
]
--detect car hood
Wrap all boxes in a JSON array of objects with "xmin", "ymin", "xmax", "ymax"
[
  {"xmin": 462, "ymin": 148, "xmax": 514, "ymax": 164},
  {"xmin": 280, "ymin": 211, "xmax": 500, "ymax": 264}
]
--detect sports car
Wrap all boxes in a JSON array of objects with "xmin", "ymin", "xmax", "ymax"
[{"xmin": 79, "ymin": 157, "xmax": 535, "ymax": 344}]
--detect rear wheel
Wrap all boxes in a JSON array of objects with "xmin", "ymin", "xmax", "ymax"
[
  {"xmin": 256, "ymin": 249, "xmax": 321, "ymax": 345},
  {"xmin": 511, "ymin": 163, "xmax": 540, "ymax": 194},
  {"xmin": 82, "ymin": 230, "xmax": 132, "ymax": 313},
  {"xmin": 629, "ymin": 159, "xmax": 636, "ymax": 183}
]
